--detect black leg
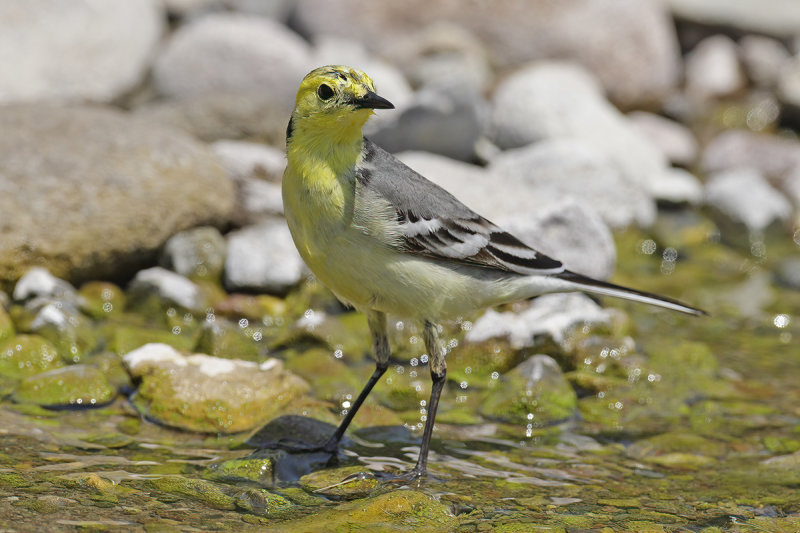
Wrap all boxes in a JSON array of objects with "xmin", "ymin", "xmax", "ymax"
[
  {"xmin": 320, "ymin": 310, "xmax": 390, "ymax": 453},
  {"xmin": 406, "ymin": 320, "xmax": 446, "ymax": 478}
]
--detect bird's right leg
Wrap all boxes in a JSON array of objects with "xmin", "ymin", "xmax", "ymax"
[{"xmin": 272, "ymin": 310, "xmax": 390, "ymax": 454}]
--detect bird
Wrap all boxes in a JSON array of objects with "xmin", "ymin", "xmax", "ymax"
[{"xmin": 281, "ymin": 65, "xmax": 706, "ymax": 480}]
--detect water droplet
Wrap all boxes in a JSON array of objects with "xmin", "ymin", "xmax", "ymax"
[
  {"xmin": 491, "ymin": 371, "xmax": 499, "ymax": 380},
  {"xmin": 334, "ymin": 349, "xmax": 343, "ymax": 359},
  {"xmin": 459, "ymin": 381, "xmax": 468, "ymax": 389},
  {"xmin": 640, "ymin": 239, "xmax": 657, "ymax": 255},
  {"xmin": 252, "ymin": 331, "xmax": 263, "ymax": 341},
  {"xmin": 420, "ymin": 354, "xmax": 429, "ymax": 364},
  {"xmin": 774, "ymin": 314, "xmax": 790, "ymax": 328},
  {"xmin": 172, "ymin": 326, "xmax": 181, "ymax": 335},
  {"xmin": 410, "ymin": 358, "xmax": 418, "ymax": 367},
  {"xmin": 238, "ymin": 318, "xmax": 249, "ymax": 328}
]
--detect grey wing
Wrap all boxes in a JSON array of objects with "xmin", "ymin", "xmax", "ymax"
[{"xmin": 355, "ymin": 139, "xmax": 565, "ymax": 276}]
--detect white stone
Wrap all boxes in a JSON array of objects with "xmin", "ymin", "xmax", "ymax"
[
  {"xmin": 0, "ymin": 0, "xmax": 163, "ymax": 103},
  {"xmin": 488, "ymin": 139, "xmax": 656, "ymax": 228},
  {"xmin": 123, "ymin": 343, "xmax": 188, "ymax": 371},
  {"xmin": 152, "ymin": 13, "xmax": 311, "ymax": 106},
  {"xmin": 489, "ymin": 62, "xmax": 672, "ymax": 203},
  {"xmin": 685, "ymin": 35, "xmax": 745, "ymax": 99},
  {"xmin": 130, "ymin": 267, "xmax": 205, "ymax": 311},
  {"xmin": 705, "ymin": 168, "xmax": 792, "ymax": 231},
  {"xmin": 224, "ymin": 220, "xmax": 306, "ymax": 293},
  {"xmin": 627, "ymin": 111, "xmax": 699, "ymax": 166},
  {"xmin": 12, "ymin": 268, "xmax": 75, "ymax": 302},
  {"xmin": 466, "ymin": 293, "xmax": 612, "ymax": 348},
  {"xmin": 211, "ymin": 141, "xmax": 286, "ymax": 183}
]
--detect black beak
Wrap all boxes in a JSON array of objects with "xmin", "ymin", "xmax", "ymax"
[{"xmin": 353, "ymin": 90, "xmax": 394, "ymax": 110}]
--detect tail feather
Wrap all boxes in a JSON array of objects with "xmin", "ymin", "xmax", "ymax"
[{"xmin": 557, "ymin": 271, "xmax": 707, "ymax": 317}]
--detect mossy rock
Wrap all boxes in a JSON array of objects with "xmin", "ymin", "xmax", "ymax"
[
  {"xmin": 208, "ymin": 450, "xmax": 283, "ymax": 485},
  {"xmin": 265, "ymin": 489, "xmax": 457, "ymax": 532},
  {"xmin": 12, "ymin": 364, "xmax": 115, "ymax": 408},
  {"xmin": 125, "ymin": 344, "xmax": 310, "ymax": 433},
  {"xmin": 235, "ymin": 488, "xmax": 293, "ymax": 517},
  {"xmin": 194, "ymin": 319, "xmax": 261, "ymax": 361},
  {"xmin": 26, "ymin": 306, "xmax": 99, "ymax": 364},
  {"xmin": 0, "ymin": 334, "xmax": 64, "ymax": 379},
  {"xmin": 145, "ymin": 476, "xmax": 236, "ymax": 510},
  {"xmin": 213, "ymin": 293, "xmax": 288, "ymax": 322},
  {"xmin": 0, "ymin": 306, "xmax": 14, "ymax": 344},
  {"xmin": 108, "ymin": 322, "xmax": 197, "ymax": 355},
  {"xmin": 299, "ymin": 465, "xmax": 381, "ymax": 500},
  {"xmin": 78, "ymin": 281, "xmax": 126, "ymax": 319},
  {"xmin": 480, "ymin": 354, "xmax": 577, "ymax": 426},
  {"xmin": 446, "ymin": 337, "xmax": 524, "ymax": 386},
  {"xmin": 284, "ymin": 347, "xmax": 364, "ymax": 403}
]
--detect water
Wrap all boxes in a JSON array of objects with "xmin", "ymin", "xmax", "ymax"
[{"xmin": 1, "ymin": 224, "xmax": 799, "ymax": 531}]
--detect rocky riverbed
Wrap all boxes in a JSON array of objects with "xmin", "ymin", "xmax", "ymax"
[{"xmin": 1, "ymin": 0, "xmax": 799, "ymax": 531}]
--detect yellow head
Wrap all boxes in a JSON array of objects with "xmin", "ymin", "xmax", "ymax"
[{"xmin": 288, "ymin": 65, "xmax": 394, "ymax": 145}]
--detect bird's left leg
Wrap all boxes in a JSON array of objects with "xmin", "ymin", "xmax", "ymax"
[{"xmin": 319, "ymin": 309, "xmax": 390, "ymax": 453}]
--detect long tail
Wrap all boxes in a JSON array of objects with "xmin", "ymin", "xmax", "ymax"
[{"xmin": 557, "ymin": 271, "xmax": 707, "ymax": 316}]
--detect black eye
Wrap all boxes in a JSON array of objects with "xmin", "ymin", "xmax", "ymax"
[{"xmin": 317, "ymin": 84, "xmax": 334, "ymax": 101}]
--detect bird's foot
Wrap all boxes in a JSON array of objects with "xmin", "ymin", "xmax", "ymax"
[{"xmin": 380, "ymin": 466, "xmax": 439, "ymax": 485}]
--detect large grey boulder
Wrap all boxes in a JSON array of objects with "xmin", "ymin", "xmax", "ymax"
[{"xmin": 0, "ymin": 105, "xmax": 234, "ymax": 288}]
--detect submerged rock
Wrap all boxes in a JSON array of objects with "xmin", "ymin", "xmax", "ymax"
[
  {"xmin": 298, "ymin": 465, "xmax": 381, "ymax": 500},
  {"xmin": 267, "ymin": 488, "xmax": 457, "ymax": 532},
  {"xmin": 146, "ymin": 476, "xmax": 236, "ymax": 510},
  {"xmin": 209, "ymin": 450, "xmax": 284, "ymax": 486},
  {"xmin": 123, "ymin": 343, "xmax": 309, "ymax": 433},
  {"xmin": 12, "ymin": 364, "xmax": 115, "ymax": 408},
  {"xmin": 234, "ymin": 488, "xmax": 293, "ymax": 517}
]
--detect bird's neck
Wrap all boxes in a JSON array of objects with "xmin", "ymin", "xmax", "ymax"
[{"xmin": 287, "ymin": 111, "xmax": 370, "ymax": 178}]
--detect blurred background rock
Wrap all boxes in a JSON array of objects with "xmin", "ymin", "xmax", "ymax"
[{"xmin": 1, "ymin": 0, "xmax": 797, "ymax": 291}]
